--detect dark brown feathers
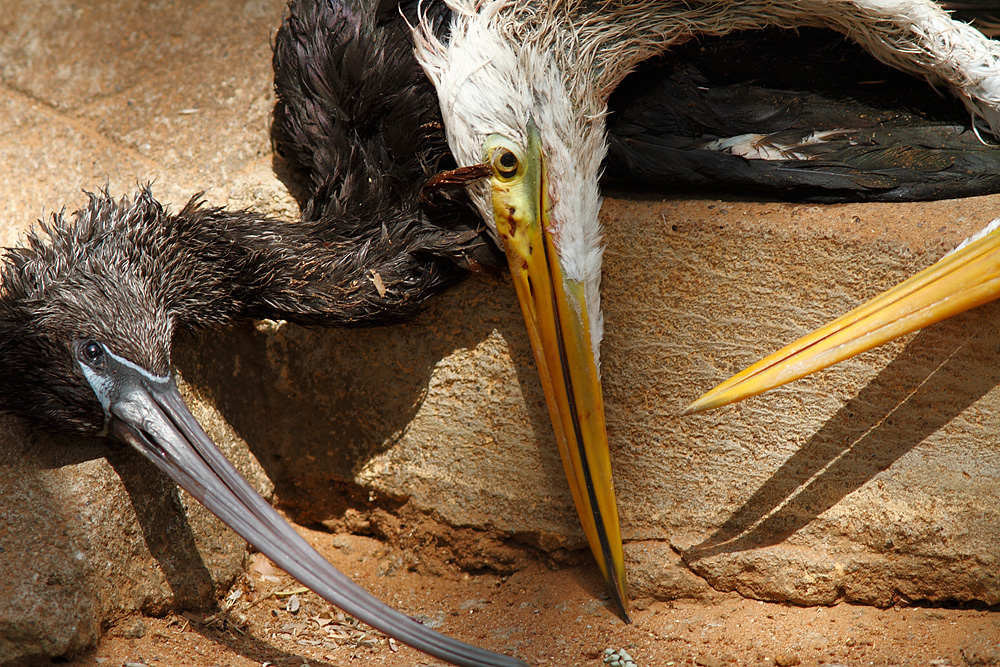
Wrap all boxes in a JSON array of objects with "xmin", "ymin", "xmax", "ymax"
[
  {"xmin": 271, "ymin": 0, "xmax": 502, "ymax": 285},
  {"xmin": 0, "ymin": 0, "xmax": 505, "ymax": 433}
]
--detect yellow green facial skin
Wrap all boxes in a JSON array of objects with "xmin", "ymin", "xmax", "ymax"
[{"xmin": 485, "ymin": 122, "xmax": 629, "ymax": 621}]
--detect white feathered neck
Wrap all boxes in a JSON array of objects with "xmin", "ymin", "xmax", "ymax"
[{"xmin": 414, "ymin": 1, "xmax": 610, "ymax": 365}]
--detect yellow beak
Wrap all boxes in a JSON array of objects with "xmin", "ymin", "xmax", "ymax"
[
  {"xmin": 486, "ymin": 123, "xmax": 629, "ymax": 620},
  {"xmin": 685, "ymin": 221, "xmax": 1000, "ymax": 414}
]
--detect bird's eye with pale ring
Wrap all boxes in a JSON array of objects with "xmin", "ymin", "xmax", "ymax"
[
  {"xmin": 492, "ymin": 148, "xmax": 520, "ymax": 179},
  {"xmin": 81, "ymin": 340, "xmax": 104, "ymax": 363}
]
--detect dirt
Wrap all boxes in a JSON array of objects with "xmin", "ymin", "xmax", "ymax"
[{"xmin": 64, "ymin": 516, "xmax": 999, "ymax": 667}]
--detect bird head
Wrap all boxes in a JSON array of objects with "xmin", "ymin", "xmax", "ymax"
[
  {"xmin": 415, "ymin": 4, "xmax": 607, "ymax": 346},
  {"xmin": 414, "ymin": 2, "xmax": 629, "ymax": 619},
  {"xmin": 0, "ymin": 188, "xmax": 532, "ymax": 666},
  {"xmin": 0, "ymin": 191, "xmax": 175, "ymax": 436}
]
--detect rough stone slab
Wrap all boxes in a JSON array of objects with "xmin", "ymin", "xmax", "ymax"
[
  {"xmin": 0, "ymin": 378, "xmax": 272, "ymax": 666},
  {"xmin": 174, "ymin": 192, "xmax": 1000, "ymax": 609}
]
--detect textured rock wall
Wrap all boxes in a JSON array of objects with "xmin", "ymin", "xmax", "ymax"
[
  {"xmin": 0, "ymin": 382, "xmax": 272, "ymax": 665},
  {"xmin": 173, "ymin": 196, "xmax": 1000, "ymax": 610},
  {"xmin": 2, "ymin": 0, "xmax": 999, "ymax": 663}
]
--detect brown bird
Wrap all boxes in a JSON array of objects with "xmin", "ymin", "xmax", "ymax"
[{"xmin": 0, "ymin": 0, "xmax": 519, "ymax": 664}]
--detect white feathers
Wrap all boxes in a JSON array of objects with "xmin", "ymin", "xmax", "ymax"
[
  {"xmin": 947, "ymin": 217, "xmax": 1000, "ymax": 257},
  {"xmin": 700, "ymin": 130, "xmax": 850, "ymax": 161},
  {"xmin": 414, "ymin": 0, "xmax": 608, "ymax": 365},
  {"xmin": 850, "ymin": 0, "xmax": 1000, "ymax": 132}
]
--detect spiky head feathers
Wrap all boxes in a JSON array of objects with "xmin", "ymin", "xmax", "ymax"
[{"xmin": 0, "ymin": 190, "xmax": 178, "ymax": 433}]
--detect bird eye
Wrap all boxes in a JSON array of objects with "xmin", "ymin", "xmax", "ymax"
[
  {"xmin": 491, "ymin": 148, "xmax": 520, "ymax": 179},
  {"xmin": 81, "ymin": 340, "xmax": 104, "ymax": 363}
]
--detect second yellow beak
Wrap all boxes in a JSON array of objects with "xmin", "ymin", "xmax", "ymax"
[
  {"xmin": 485, "ymin": 122, "xmax": 629, "ymax": 620},
  {"xmin": 686, "ymin": 220, "xmax": 1000, "ymax": 414}
]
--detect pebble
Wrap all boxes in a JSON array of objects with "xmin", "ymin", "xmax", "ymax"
[
  {"xmin": 123, "ymin": 620, "xmax": 148, "ymax": 640},
  {"xmin": 603, "ymin": 648, "xmax": 638, "ymax": 667},
  {"xmin": 774, "ymin": 654, "xmax": 801, "ymax": 667}
]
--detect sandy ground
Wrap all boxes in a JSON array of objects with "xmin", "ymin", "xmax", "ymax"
[{"xmin": 64, "ymin": 518, "xmax": 999, "ymax": 667}]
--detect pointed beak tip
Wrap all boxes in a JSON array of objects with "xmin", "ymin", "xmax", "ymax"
[
  {"xmin": 681, "ymin": 395, "xmax": 717, "ymax": 415},
  {"xmin": 618, "ymin": 603, "xmax": 633, "ymax": 624},
  {"xmin": 683, "ymin": 221, "xmax": 1000, "ymax": 413},
  {"xmin": 110, "ymin": 380, "xmax": 533, "ymax": 667},
  {"xmin": 606, "ymin": 578, "xmax": 631, "ymax": 622}
]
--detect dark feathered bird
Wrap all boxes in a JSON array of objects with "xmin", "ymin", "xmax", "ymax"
[
  {"xmin": 266, "ymin": 0, "xmax": 1000, "ymax": 626},
  {"xmin": 605, "ymin": 28, "xmax": 1000, "ymax": 203},
  {"xmin": 275, "ymin": 0, "xmax": 640, "ymax": 623},
  {"xmin": 271, "ymin": 0, "xmax": 500, "ymax": 289},
  {"xmin": 0, "ymin": 0, "xmax": 518, "ymax": 665}
]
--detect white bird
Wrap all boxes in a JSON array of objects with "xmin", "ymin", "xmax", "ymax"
[{"xmin": 410, "ymin": 0, "xmax": 1000, "ymax": 620}]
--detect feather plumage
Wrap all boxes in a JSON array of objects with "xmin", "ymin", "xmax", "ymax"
[
  {"xmin": 0, "ymin": 1, "xmax": 524, "ymax": 665},
  {"xmin": 604, "ymin": 28, "xmax": 1000, "ymax": 202}
]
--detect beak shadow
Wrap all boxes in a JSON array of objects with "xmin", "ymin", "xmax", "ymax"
[{"xmin": 684, "ymin": 300, "xmax": 1000, "ymax": 563}]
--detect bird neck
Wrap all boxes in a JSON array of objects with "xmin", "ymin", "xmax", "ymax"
[{"xmin": 161, "ymin": 191, "xmax": 474, "ymax": 329}]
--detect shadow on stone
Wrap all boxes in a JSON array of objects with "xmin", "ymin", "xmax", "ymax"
[
  {"xmin": 684, "ymin": 300, "xmax": 1000, "ymax": 562},
  {"xmin": 106, "ymin": 448, "xmax": 220, "ymax": 612},
  {"xmin": 270, "ymin": 153, "xmax": 313, "ymax": 212},
  {"xmin": 172, "ymin": 278, "xmax": 513, "ymax": 521},
  {"xmin": 0, "ymin": 430, "xmax": 99, "ymax": 665},
  {"xmin": 27, "ymin": 429, "xmax": 109, "ymax": 471}
]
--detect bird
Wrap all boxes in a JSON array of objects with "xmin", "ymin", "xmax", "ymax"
[
  {"xmin": 684, "ymin": 216, "xmax": 1000, "ymax": 414},
  {"xmin": 15, "ymin": 9, "xmax": 996, "ymax": 662},
  {"xmin": 270, "ymin": 0, "xmax": 503, "ymax": 316},
  {"xmin": 361, "ymin": 0, "xmax": 1000, "ymax": 623},
  {"xmin": 0, "ymin": 192, "xmax": 522, "ymax": 667},
  {"xmin": 409, "ymin": 0, "xmax": 1000, "ymax": 620},
  {"xmin": 604, "ymin": 27, "xmax": 1000, "ymax": 203},
  {"xmin": 0, "ymin": 0, "xmax": 524, "ymax": 665}
]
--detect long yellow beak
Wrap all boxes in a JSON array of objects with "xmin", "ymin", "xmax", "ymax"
[
  {"xmin": 685, "ymin": 220, "xmax": 1000, "ymax": 414},
  {"xmin": 485, "ymin": 123, "xmax": 629, "ymax": 620}
]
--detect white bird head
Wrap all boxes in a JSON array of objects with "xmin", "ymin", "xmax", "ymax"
[
  {"xmin": 415, "ymin": 1, "xmax": 608, "ymax": 358},
  {"xmin": 414, "ymin": 0, "xmax": 628, "ymax": 620}
]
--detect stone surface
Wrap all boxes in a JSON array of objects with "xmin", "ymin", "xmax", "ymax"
[
  {"xmin": 963, "ymin": 638, "xmax": 1000, "ymax": 667},
  {"xmin": 0, "ymin": 379, "xmax": 272, "ymax": 666},
  {"xmin": 2, "ymin": 0, "xmax": 1000, "ymax": 663}
]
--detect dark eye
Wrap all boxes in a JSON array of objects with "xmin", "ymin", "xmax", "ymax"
[
  {"xmin": 492, "ymin": 148, "xmax": 520, "ymax": 179},
  {"xmin": 81, "ymin": 340, "xmax": 103, "ymax": 363}
]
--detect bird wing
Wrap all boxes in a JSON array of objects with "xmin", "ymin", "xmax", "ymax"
[{"xmin": 604, "ymin": 28, "xmax": 1000, "ymax": 202}]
